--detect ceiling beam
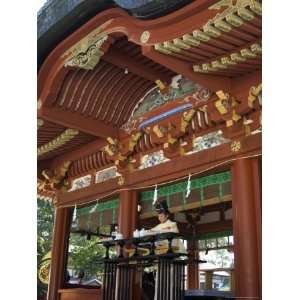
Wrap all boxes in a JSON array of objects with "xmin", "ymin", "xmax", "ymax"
[
  {"xmin": 142, "ymin": 46, "xmax": 231, "ymax": 92},
  {"xmin": 38, "ymin": 106, "xmax": 119, "ymax": 139},
  {"xmin": 102, "ymin": 48, "xmax": 171, "ymax": 84}
]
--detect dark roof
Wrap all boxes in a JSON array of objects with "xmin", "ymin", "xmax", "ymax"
[{"xmin": 37, "ymin": 0, "xmax": 192, "ymax": 69}]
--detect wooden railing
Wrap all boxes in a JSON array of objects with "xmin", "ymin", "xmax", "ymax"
[{"xmin": 200, "ymin": 268, "xmax": 235, "ymax": 292}]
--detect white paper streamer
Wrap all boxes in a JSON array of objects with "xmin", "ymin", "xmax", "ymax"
[
  {"xmin": 90, "ymin": 201, "xmax": 99, "ymax": 213},
  {"xmin": 72, "ymin": 204, "xmax": 77, "ymax": 222},
  {"xmin": 185, "ymin": 174, "xmax": 191, "ymax": 198},
  {"xmin": 152, "ymin": 184, "xmax": 158, "ymax": 205}
]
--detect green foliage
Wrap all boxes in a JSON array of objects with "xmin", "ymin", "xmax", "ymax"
[
  {"xmin": 37, "ymin": 198, "xmax": 55, "ymax": 298},
  {"xmin": 67, "ymin": 233, "xmax": 106, "ymax": 281}
]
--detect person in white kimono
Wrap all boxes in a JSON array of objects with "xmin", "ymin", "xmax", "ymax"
[
  {"xmin": 150, "ymin": 201, "xmax": 186, "ymax": 300},
  {"xmin": 150, "ymin": 200, "xmax": 186, "ymax": 254}
]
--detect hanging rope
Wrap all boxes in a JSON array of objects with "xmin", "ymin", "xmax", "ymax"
[{"xmin": 58, "ymin": 153, "xmax": 261, "ymax": 209}]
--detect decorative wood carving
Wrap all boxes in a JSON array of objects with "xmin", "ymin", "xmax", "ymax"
[
  {"xmin": 214, "ymin": 90, "xmax": 241, "ymax": 128},
  {"xmin": 37, "ymin": 128, "xmax": 79, "ymax": 157},
  {"xmin": 103, "ymin": 132, "xmax": 143, "ymax": 173},
  {"xmin": 193, "ymin": 43, "xmax": 261, "ymax": 74},
  {"xmin": 38, "ymin": 161, "xmax": 72, "ymax": 194},
  {"xmin": 63, "ymin": 27, "xmax": 110, "ymax": 70}
]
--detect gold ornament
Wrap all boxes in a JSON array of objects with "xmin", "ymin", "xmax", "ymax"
[
  {"xmin": 117, "ymin": 176, "xmax": 125, "ymax": 185},
  {"xmin": 231, "ymin": 140, "xmax": 241, "ymax": 152},
  {"xmin": 140, "ymin": 31, "xmax": 150, "ymax": 44}
]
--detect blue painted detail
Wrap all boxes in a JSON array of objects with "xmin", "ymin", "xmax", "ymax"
[{"xmin": 138, "ymin": 103, "xmax": 192, "ymax": 129}]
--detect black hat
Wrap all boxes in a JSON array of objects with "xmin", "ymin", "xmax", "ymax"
[{"xmin": 155, "ymin": 200, "xmax": 170, "ymax": 214}]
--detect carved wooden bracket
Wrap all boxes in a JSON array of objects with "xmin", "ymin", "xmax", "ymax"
[
  {"xmin": 214, "ymin": 90, "xmax": 241, "ymax": 127},
  {"xmin": 38, "ymin": 161, "xmax": 72, "ymax": 194},
  {"xmin": 103, "ymin": 133, "xmax": 143, "ymax": 173}
]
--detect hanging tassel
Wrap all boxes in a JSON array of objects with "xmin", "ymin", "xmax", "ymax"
[
  {"xmin": 152, "ymin": 184, "xmax": 158, "ymax": 205},
  {"xmin": 90, "ymin": 200, "xmax": 98, "ymax": 213},
  {"xmin": 72, "ymin": 204, "xmax": 77, "ymax": 222},
  {"xmin": 186, "ymin": 174, "xmax": 191, "ymax": 198}
]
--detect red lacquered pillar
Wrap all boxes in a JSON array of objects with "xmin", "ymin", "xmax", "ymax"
[
  {"xmin": 47, "ymin": 207, "xmax": 72, "ymax": 300},
  {"xmin": 231, "ymin": 158, "xmax": 261, "ymax": 300},
  {"xmin": 118, "ymin": 190, "xmax": 140, "ymax": 300}
]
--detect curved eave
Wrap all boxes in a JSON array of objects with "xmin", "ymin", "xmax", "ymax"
[{"xmin": 37, "ymin": 0, "xmax": 200, "ymax": 68}]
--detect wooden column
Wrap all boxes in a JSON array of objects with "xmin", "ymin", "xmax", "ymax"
[
  {"xmin": 118, "ymin": 190, "xmax": 138, "ymax": 238},
  {"xmin": 252, "ymin": 158, "xmax": 262, "ymax": 298},
  {"xmin": 47, "ymin": 207, "xmax": 72, "ymax": 300},
  {"xmin": 187, "ymin": 240, "xmax": 199, "ymax": 289},
  {"xmin": 231, "ymin": 158, "xmax": 260, "ymax": 300},
  {"xmin": 118, "ymin": 189, "xmax": 140, "ymax": 300}
]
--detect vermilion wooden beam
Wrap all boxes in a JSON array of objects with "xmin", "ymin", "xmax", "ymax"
[
  {"xmin": 57, "ymin": 133, "xmax": 261, "ymax": 206},
  {"xmin": 38, "ymin": 106, "xmax": 119, "ymax": 139},
  {"xmin": 102, "ymin": 48, "xmax": 171, "ymax": 84},
  {"xmin": 142, "ymin": 46, "xmax": 231, "ymax": 92}
]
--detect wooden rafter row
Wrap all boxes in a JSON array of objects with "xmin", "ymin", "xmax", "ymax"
[
  {"xmin": 153, "ymin": 0, "xmax": 261, "ymax": 58},
  {"xmin": 37, "ymin": 129, "xmax": 79, "ymax": 157},
  {"xmin": 193, "ymin": 42, "xmax": 261, "ymax": 74}
]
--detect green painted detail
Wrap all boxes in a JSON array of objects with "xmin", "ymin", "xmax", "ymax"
[
  {"xmin": 112, "ymin": 209, "xmax": 116, "ymax": 224},
  {"xmin": 140, "ymin": 171, "xmax": 231, "ymax": 201},
  {"xmin": 218, "ymin": 183, "xmax": 223, "ymax": 202},
  {"xmin": 77, "ymin": 198, "xmax": 119, "ymax": 216}
]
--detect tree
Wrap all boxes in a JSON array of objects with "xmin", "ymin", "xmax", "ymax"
[{"xmin": 37, "ymin": 198, "xmax": 55, "ymax": 298}]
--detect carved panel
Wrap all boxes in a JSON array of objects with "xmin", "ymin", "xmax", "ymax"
[{"xmin": 69, "ymin": 174, "xmax": 92, "ymax": 192}]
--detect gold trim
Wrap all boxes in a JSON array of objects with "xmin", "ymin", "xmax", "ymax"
[
  {"xmin": 240, "ymin": 48, "xmax": 257, "ymax": 58},
  {"xmin": 37, "ymin": 99, "xmax": 42, "ymax": 110},
  {"xmin": 173, "ymin": 38, "xmax": 191, "ymax": 50},
  {"xmin": 154, "ymin": 0, "xmax": 262, "ymax": 59},
  {"xmin": 37, "ymin": 129, "xmax": 79, "ymax": 157},
  {"xmin": 231, "ymin": 52, "xmax": 246, "ymax": 62},
  {"xmin": 194, "ymin": 42, "xmax": 261, "ymax": 73},
  {"xmin": 248, "ymin": 83, "xmax": 262, "ymax": 108},
  {"xmin": 182, "ymin": 34, "xmax": 200, "ymax": 46},
  {"xmin": 140, "ymin": 31, "xmax": 150, "ymax": 44},
  {"xmin": 37, "ymin": 119, "xmax": 44, "ymax": 129},
  {"xmin": 163, "ymin": 41, "xmax": 182, "ymax": 53},
  {"xmin": 192, "ymin": 30, "xmax": 211, "ymax": 42},
  {"xmin": 214, "ymin": 19, "xmax": 232, "ymax": 32},
  {"xmin": 154, "ymin": 43, "xmax": 172, "ymax": 55},
  {"xmin": 212, "ymin": 60, "xmax": 228, "ymax": 69},
  {"xmin": 226, "ymin": 14, "xmax": 244, "ymax": 27},
  {"xmin": 203, "ymin": 23, "xmax": 222, "ymax": 38},
  {"xmin": 64, "ymin": 35, "xmax": 108, "ymax": 70},
  {"xmin": 231, "ymin": 140, "xmax": 241, "ymax": 152},
  {"xmin": 251, "ymin": 43, "xmax": 262, "ymax": 55}
]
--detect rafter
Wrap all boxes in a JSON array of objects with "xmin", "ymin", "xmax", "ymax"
[
  {"xmin": 50, "ymin": 139, "xmax": 107, "ymax": 168},
  {"xmin": 102, "ymin": 48, "xmax": 171, "ymax": 84},
  {"xmin": 142, "ymin": 46, "xmax": 231, "ymax": 92},
  {"xmin": 38, "ymin": 106, "xmax": 119, "ymax": 139}
]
